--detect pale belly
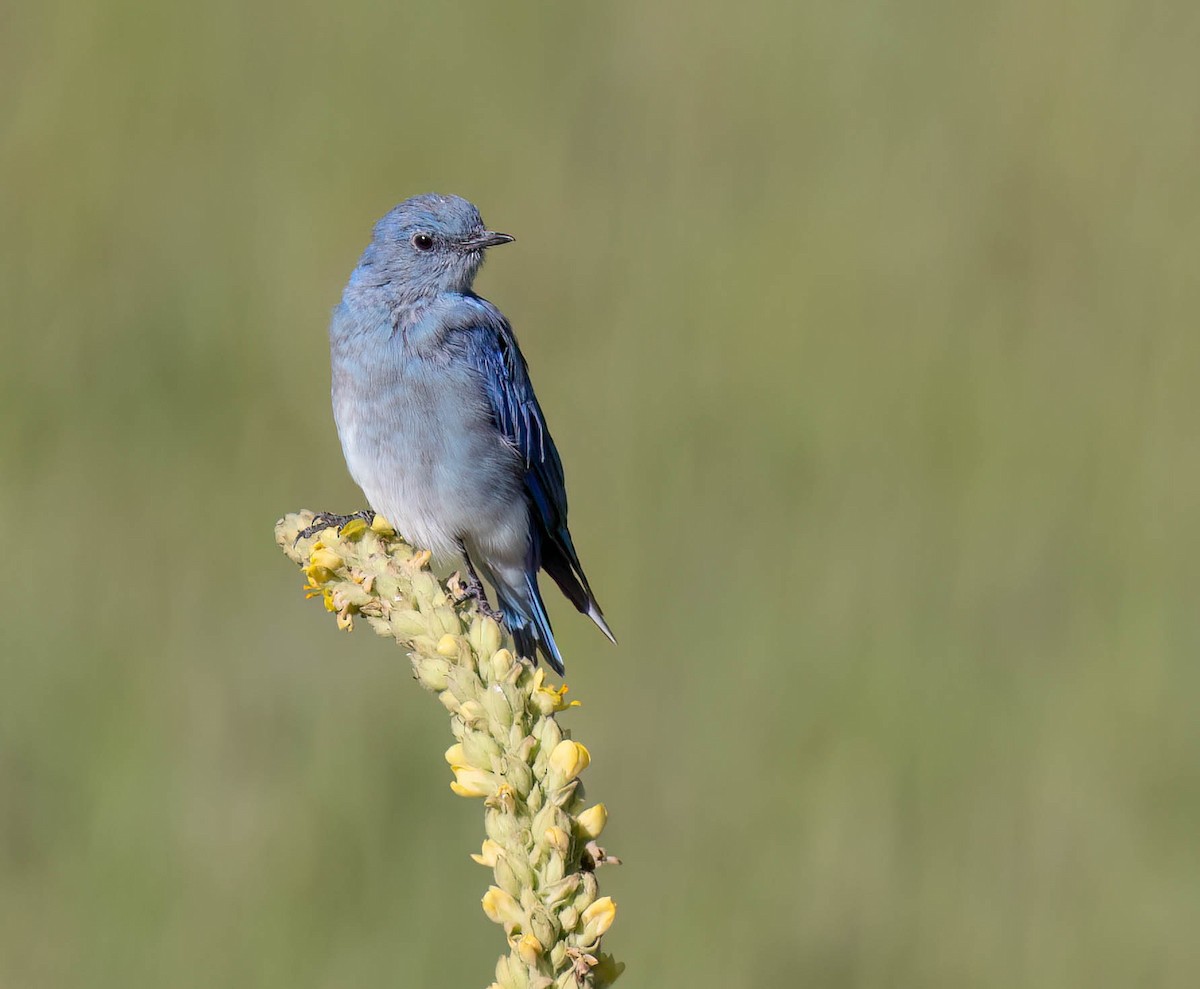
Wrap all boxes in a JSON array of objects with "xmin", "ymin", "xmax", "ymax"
[{"xmin": 332, "ymin": 357, "xmax": 529, "ymax": 561}]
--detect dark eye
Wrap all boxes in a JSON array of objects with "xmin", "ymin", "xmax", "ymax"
[{"xmin": 412, "ymin": 233, "xmax": 434, "ymax": 251}]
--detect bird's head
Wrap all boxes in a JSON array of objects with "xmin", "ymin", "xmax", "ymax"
[{"xmin": 352, "ymin": 193, "xmax": 514, "ymax": 299}]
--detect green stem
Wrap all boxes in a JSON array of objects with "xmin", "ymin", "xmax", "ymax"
[{"xmin": 275, "ymin": 511, "xmax": 624, "ymax": 989}]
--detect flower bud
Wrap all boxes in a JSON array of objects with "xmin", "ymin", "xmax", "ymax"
[
  {"xmin": 431, "ymin": 606, "xmax": 461, "ymax": 637},
  {"xmin": 549, "ymin": 740, "xmax": 590, "ymax": 783},
  {"xmin": 576, "ymin": 803, "xmax": 608, "ymax": 840},
  {"xmin": 529, "ymin": 906, "xmax": 558, "ymax": 949},
  {"xmin": 502, "ymin": 757, "xmax": 533, "ymax": 797},
  {"xmin": 372, "ymin": 573, "xmax": 400, "ymax": 599},
  {"xmin": 515, "ymin": 933, "xmax": 543, "ymax": 966},
  {"xmin": 525, "ymin": 783, "xmax": 544, "ymax": 814},
  {"xmin": 548, "ymin": 780, "xmax": 579, "ymax": 808},
  {"xmin": 504, "ymin": 848, "xmax": 537, "ymax": 890},
  {"xmin": 483, "ymin": 683, "xmax": 514, "ymax": 727},
  {"xmin": 543, "ymin": 849, "xmax": 566, "ymax": 885},
  {"xmin": 467, "ymin": 618, "xmax": 503, "ymax": 659},
  {"xmin": 389, "ymin": 610, "xmax": 428, "ymax": 637},
  {"xmin": 485, "ymin": 808, "xmax": 520, "ymax": 845},
  {"xmin": 537, "ymin": 719, "xmax": 563, "ymax": 753},
  {"xmin": 512, "ymin": 734, "xmax": 537, "ymax": 762},
  {"xmin": 540, "ymin": 873, "xmax": 580, "ymax": 908},
  {"xmin": 414, "ymin": 656, "xmax": 451, "ymax": 691},
  {"xmin": 494, "ymin": 955, "xmax": 512, "ymax": 986},
  {"xmin": 463, "ymin": 730, "xmax": 502, "ymax": 767},
  {"xmin": 576, "ymin": 872, "xmax": 599, "ymax": 907},
  {"xmin": 410, "ymin": 573, "xmax": 439, "ymax": 601},
  {"xmin": 494, "ymin": 852, "xmax": 523, "ymax": 897},
  {"xmin": 482, "ymin": 886, "xmax": 524, "ymax": 929},
  {"xmin": 509, "ymin": 963, "xmax": 534, "ymax": 989},
  {"xmin": 580, "ymin": 896, "xmax": 616, "ymax": 940},
  {"xmin": 446, "ymin": 666, "xmax": 484, "ymax": 700},
  {"xmin": 543, "ymin": 826, "xmax": 570, "ymax": 855},
  {"xmin": 531, "ymin": 802, "xmax": 570, "ymax": 840}
]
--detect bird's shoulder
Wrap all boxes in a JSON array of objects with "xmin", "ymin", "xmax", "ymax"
[
  {"xmin": 433, "ymin": 292, "xmax": 510, "ymax": 334},
  {"xmin": 398, "ymin": 292, "xmax": 509, "ymax": 355}
]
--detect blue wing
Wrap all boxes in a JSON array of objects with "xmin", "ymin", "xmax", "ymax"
[{"xmin": 453, "ymin": 299, "xmax": 614, "ymax": 669}]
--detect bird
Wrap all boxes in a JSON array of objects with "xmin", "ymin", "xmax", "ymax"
[{"xmin": 308, "ymin": 193, "xmax": 614, "ymax": 675}]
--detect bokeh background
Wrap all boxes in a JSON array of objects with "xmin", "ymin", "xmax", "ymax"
[{"xmin": 3, "ymin": 2, "xmax": 1199, "ymax": 986}]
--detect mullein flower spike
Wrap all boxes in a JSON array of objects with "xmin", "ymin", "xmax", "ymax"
[{"xmin": 276, "ymin": 511, "xmax": 624, "ymax": 989}]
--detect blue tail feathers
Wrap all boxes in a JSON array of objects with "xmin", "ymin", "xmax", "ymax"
[{"xmin": 493, "ymin": 575, "xmax": 565, "ymax": 675}]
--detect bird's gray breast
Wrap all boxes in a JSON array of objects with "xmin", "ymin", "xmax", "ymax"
[{"xmin": 331, "ymin": 328, "xmax": 524, "ymax": 557}]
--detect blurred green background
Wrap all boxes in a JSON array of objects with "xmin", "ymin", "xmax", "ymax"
[{"xmin": 3, "ymin": 1, "xmax": 1199, "ymax": 986}]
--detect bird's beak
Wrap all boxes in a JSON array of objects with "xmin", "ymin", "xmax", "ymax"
[{"xmin": 461, "ymin": 231, "xmax": 515, "ymax": 250}]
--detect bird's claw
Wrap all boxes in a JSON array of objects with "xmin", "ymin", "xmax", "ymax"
[
  {"xmin": 293, "ymin": 510, "xmax": 376, "ymax": 545},
  {"xmin": 454, "ymin": 568, "xmax": 505, "ymax": 622}
]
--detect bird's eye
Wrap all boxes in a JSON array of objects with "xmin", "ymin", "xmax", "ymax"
[{"xmin": 412, "ymin": 233, "xmax": 434, "ymax": 251}]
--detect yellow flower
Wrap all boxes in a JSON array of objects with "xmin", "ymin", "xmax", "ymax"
[
  {"xmin": 450, "ymin": 766, "xmax": 493, "ymax": 798},
  {"xmin": 581, "ymin": 896, "xmax": 617, "ymax": 939},
  {"xmin": 486, "ymin": 782, "xmax": 517, "ymax": 813},
  {"xmin": 470, "ymin": 839, "xmax": 503, "ymax": 867},
  {"xmin": 444, "ymin": 742, "xmax": 467, "ymax": 766},
  {"xmin": 515, "ymin": 933, "xmax": 543, "ymax": 965},
  {"xmin": 481, "ymin": 886, "xmax": 523, "ymax": 928},
  {"xmin": 303, "ymin": 584, "xmax": 338, "ymax": 614},
  {"xmin": 576, "ymin": 803, "xmax": 608, "ymax": 840},
  {"xmin": 369, "ymin": 514, "xmax": 395, "ymax": 535},
  {"xmin": 303, "ymin": 566, "xmax": 334, "ymax": 587},
  {"xmin": 532, "ymin": 678, "xmax": 580, "ymax": 715},
  {"xmin": 549, "ymin": 740, "xmax": 591, "ymax": 782},
  {"xmin": 436, "ymin": 633, "xmax": 461, "ymax": 656},
  {"xmin": 302, "ymin": 544, "xmax": 344, "ymax": 589},
  {"xmin": 309, "ymin": 547, "xmax": 343, "ymax": 572}
]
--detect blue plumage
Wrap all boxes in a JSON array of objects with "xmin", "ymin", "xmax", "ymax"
[{"xmin": 326, "ymin": 194, "xmax": 613, "ymax": 674}]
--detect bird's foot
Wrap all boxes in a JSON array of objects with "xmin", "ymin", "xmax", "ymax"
[
  {"xmin": 454, "ymin": 568, "xmax": 505, "ymax": 623},
  {"xmin": 294, "ymin": 510, "xmax": 376, "ymax": 545}
]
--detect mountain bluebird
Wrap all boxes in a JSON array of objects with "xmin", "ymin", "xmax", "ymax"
[{"xmin": 307, "ymin": 193, "xmax": 614, "ymax": 674}]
